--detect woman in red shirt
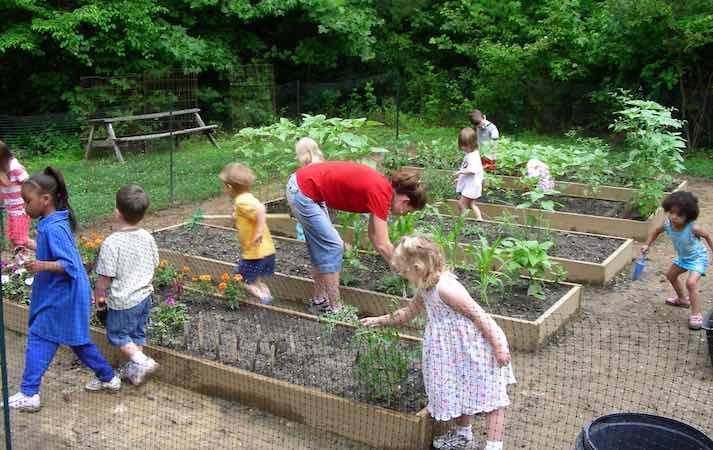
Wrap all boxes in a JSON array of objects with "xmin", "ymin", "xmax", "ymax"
[{"xmin": 286, "ymin": 161, "xmax": 427, "ymax": 313}]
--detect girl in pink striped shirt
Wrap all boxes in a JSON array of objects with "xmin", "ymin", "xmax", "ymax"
[{"xmin": 0, "ymin": 140, "xmax": 32, "ymax": 256}]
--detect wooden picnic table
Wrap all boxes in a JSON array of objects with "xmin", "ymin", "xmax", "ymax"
[{"xmin": 84, "ymin": 108, "xmax": 220, "ymax": 162}]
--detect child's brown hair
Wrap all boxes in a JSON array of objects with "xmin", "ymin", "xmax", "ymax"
[
  {"xmin": 219, "ymin": 163, "xmax": 256, "ymax": 193},
  {"xmin": 392, "ymin": 235, "xmax": 446, "ymax": 289},
  {"xmin": 0, "ymin": 140, "xmax": 14, "ymax": 172},
  {"xmin": 469, "ymin": 110, "xmax": 485, "ymax": 126},
  {"xmin": 458, "ymin": 127, "xmax": 478, "ymax": 151},
  {"xmin": 116, "ymin": 184, "xmax": 150, "ymax": 225}
]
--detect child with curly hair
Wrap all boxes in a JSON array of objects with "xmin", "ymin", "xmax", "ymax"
[{"xmin": 642, "ymin": 191, "xmax": 713, "ymax": 330}]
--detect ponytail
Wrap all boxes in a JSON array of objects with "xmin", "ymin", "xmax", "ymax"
[{"xmin": 25, "ymin": 166, "xmax": 77, "ymax": 231}]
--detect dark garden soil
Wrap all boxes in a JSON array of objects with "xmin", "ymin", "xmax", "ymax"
[
  {"xmin": 478, "ymin": 188, "xmax": 644, "ymax": 220},
  {"xmin": 153, "ymin": 225, "xmax": 572, "ymax": 320},
  {"xmin": 265, "ymin": 199, "xmax": 624, "ymax": 263},
  {"xmin": 428, "ymin": 217, "xmax": 624, "ymax": 264},
  {"xmin": 153, "ymin": 295, "xmax": 427, "ymax": 414}
]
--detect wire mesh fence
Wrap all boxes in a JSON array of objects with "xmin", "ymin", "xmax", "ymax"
[{"xmin": 1, "ymin": 281, "xmax": 713, "ymax": 449}]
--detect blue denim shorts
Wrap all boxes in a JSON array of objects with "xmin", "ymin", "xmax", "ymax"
[
  {"xmin": 237, "ymin": 254, "xmax": 276, "ymax": 284},
  {"xmin": 286, "ymin": 174, "xmax": 343, "ymax": 273},
  {"xmin": 106, "ymin": 296, "xmax": 152, "ymax": 347}
]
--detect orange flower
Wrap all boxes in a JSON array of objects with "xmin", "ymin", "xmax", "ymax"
[
  {"xmin": 191, "ymin": 276, "xmax": 199, "ymax": 282},
  {"xmin": 85, "ymin": 242, "xmax": 96, "ymax": 250},
  {"xmin": 217, "ymin": 282, "xmax": 228, "ymax": 291},
  {"xmin": 94, "ymin": 238, "xmax": 103, "ymax": 246},
  {"xmin": 221, "ymin": 272, "xmax": 230, "ymax": 282},
  {"xmin": 181, "ymin": 266, "xmax": 191, "ymax": 273},
  {"xmin": 199, "ymin": 274, "xmax": 212, "ymax": 282},
  {"xmin": 233, "ymin": 274, "xmax": 243, "ymax": 282},
  {"xmin": 159, "ymin": 260, "xmax": 168, "ymax": 269}
]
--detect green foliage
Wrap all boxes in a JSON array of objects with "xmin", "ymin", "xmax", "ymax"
[
  {"xmin": 352, "ymin": 325, "xmax": 417, "ymax": 406},
  {"xmin": 388, "ymin": 214, "xmax": 417, "ymax": 244},
  {"xmin": 320, "ymin": 304, "xmax": 360, "ymax": 337},
  {"xmin": 148, "ymin": 295, "xmax": 190, "ymax": 338},
  {"xmin": 516, "ymin": 186, "xmax": 560, "ymax": 212},
  {"xmin": 466, "ymin": 236, "xmax": 511, "ymax": 306},
  {"xmin": 1, "ymin": 264, "xmax": 34, "ymax": 305},
  {"xmin": 426, "ymin": 212, "xmax": 465, "ymax": 265},
  {"xmin": 500, "ymin": 239, "xmax": 566, "ymax": 300},
  {"xmin": 375, "ymin": 273, "xmax": 412, "ymax": 298},
  {"xmin": 610, "ymin": 94, "xmax": 687, "ymax": 216},
  {"xmin": 235, "ymin": 114, "xmax": 377, "ymax": 179}
]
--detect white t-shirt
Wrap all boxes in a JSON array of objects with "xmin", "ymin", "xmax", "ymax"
[
  {"xmin": 476, "ymin": 120, "xmax": 500, "ymax": 159},
  {"xmin": 456, "ymin": 151, "xmax": 484, "ymax": 199},
  {"xmin": 95, "ymin": 228, "xmax": 159, "ymax": 310}
]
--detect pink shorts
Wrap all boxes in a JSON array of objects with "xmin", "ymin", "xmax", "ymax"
[{"xmin": 6, "ymin": 212, "xmax": 31, "ymax": 247}]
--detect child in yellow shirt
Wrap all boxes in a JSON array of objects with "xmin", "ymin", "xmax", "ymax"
[{"xmin": 219, "ymin": 163, "xmax": 276, "ymax": 305}]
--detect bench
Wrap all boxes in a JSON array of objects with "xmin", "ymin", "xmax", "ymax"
[{"xmin": 84, "ymin": 108, "xmax": 220, "ymax": 162}]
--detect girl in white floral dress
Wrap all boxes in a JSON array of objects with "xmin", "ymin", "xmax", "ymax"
[{"xmin": 361, "ymin": 236, "xmax": 516, "ymax": 450}]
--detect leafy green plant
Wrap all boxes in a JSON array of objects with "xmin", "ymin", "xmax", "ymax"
[
  {"xmin": 217, "ymin": 273, "xmax": 245, "ymax": 310},
  {"xmin": 320, "ymin": 304, "xmax": 360, "ymax": 337},
  {"xmin": 610, "ymin": 94, "xmax": 687, "ymax": 216},
  {"xmin": 499, "ymin": 239, "xmax": 566, "ymax": 299},
  {"xmin": 186, "ymin": 209, "xmax": 204, "ymax": 231},
  {"xmin": 376, "ymin": 273, "xmax": 412, "ymax": 297},
  {"xmin": 341, "ymin": 243, "xmax": 368, "ymax": 287},
  {"xmin": 352, "ymin": 325, "xmax": 417, "ymax": 406},
  {"xmin": 466, "ymin": 236, "xmax": 511, "ymax": 306},
  {"xmin": 388, "ymin": 214, "xmax": 417, "ymax": 243},
  {"xmin": 420, "ymin": 167, "xmax": 455, "ymax": 202},
  {"xmin": 516, "ymin": 186, "xmax": 560, "ymax": 211},
  {"xmin": 148, "ymin": 295, "xmax": 190, "ymax": 338},
  {"xmin": 426, "ymin": 212, "xmax": 465, "ymax": 265},
  {"xmin": 1, "ymin": 263, "xmax": 33, "ymax": 305}
]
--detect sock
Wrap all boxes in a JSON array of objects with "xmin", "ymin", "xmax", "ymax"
[
  {"xmin": 456, "ymin": 425, "xmax": 473, "ymax": 440},
  {"xmin": 485, "ymin": 441, "xmax": 503, "ymax": 450},
  {"xmin": 131, "ymin": 351, "xmax": 149, "ymax": 365}
]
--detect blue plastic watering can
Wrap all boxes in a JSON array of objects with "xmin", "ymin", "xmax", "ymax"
[{"xmin": 632, "ymin": 251, "xmax": 647, "ymax": 281}]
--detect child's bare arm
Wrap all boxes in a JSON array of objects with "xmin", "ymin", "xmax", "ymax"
[
  {"xmin": 251, "ymin": 204, "xmax": 267, "ymax": 247},
  {"xmin": 361, "ymin": 293, "xmax": 424, "ymax": 327},
  {"xmin": 438, "ymin": 276, "xmax": 511, "ymax": 365},
  {"xmin": 641, "ymin": 225, "xmax": 664, "ymax": 254},
  {"xmin": 693, "ymin": 225, "xmax": 713, "ymax": 253}
]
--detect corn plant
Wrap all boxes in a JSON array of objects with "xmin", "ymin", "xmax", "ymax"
[
  {"xmin": 427, "ymin": 212, "xmax": 465, "ymax": 265},
  {"xmin": 466, "ymin": 236, "xmax": 512, "ymax": 306},
  {"xmin": 388, "ymin": 213, "xmax": 417, "ymax": 243}
]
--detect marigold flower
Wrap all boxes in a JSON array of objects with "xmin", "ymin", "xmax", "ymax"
[
  {"xmin": 217, "ymin": 282, "xmax": 228, "ymax": 291},
  {"xmin": 85, "ymin": 242, "xmax": 96, "ymax": 250},
  {"xmin": 94, "ymin": 238, "xmax": 103, "ymax": 245},
  {"xmin": 233, "ymin": 274, "xmax": 242, "ymax": 282},
  {"xmin": 191, "ymin": 276, "xmax": 199, "ymax": 282},
  {"xmin": 221, "ymin": 272, "xmax": 230, "ymax": 282},
  {"xmin": 199, "ymin": 274, "xmax": 212, "ymax": 282},
  {"xmin": 159, "ymin": 260, "xmax": 168, "ymax": 269},
  {"xmin": 181, "ymin": 266, "xmax": 191, "ymax": 273}
]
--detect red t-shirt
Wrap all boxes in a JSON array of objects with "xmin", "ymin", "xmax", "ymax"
[{"xmin": 296, "ymin": 161, "xmax": 393, "ymax": 220}]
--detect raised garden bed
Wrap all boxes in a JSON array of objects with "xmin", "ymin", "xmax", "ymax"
[
  {"xmin": 152, "ymin": 223, "xmax": 583, "ymax": 351},
  {"xmin": 1, "ymin": 299, "xmax": 433, "ymax": 450},
  {"xmin": 265, "ymin": 213, "xmax": 634, "ymax": 286},
  {"xmin": 401, "ymin": 166, "xmax": 687, "ymax": 202}
]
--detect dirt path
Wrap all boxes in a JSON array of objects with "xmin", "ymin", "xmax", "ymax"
[{"xmin": 4, "ymin": 177, "xmax": 712, "ymax": 449}]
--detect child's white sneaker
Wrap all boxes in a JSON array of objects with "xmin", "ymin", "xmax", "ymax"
[
  {"xmin": 128, "ymin": 358, "xmax": 158, "ymax": 386},
  {"xmin": 85, "ymin": 375, "xmax": 121, "ymax": 392},
  {"xmin": 8, "ymin": 392, "xmax": 40, "ymax": 412}
]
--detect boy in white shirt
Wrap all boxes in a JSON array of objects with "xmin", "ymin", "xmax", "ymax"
[
  {"xmin": 469, "ymin": 110, "xmax": 500, "ymax": 172},
  {"xmin": 95, "ymin": 184, "xmax": 160, "ymax": 385}
]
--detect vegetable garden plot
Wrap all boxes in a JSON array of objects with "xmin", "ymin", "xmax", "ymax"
[
  {"xmin": 153, "ymin": 223, "xmax": 583, "ymax": 351},
  {"xmin": 1, "ymin": 299, "xmax": 433, "ymax": 450}
]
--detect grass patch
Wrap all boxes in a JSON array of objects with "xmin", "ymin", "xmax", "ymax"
[{"xmin": 684, "ymin": 151, "xmax": 713, "ymax": 178}]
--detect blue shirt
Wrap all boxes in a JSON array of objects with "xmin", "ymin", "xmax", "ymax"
[
  {"xmin": 664, "ymin": 219, "xmax": 709, "ymax": 274},
  {"xmin": 28, "ymin": 210, "xmax": 92, "ymax": 345}
]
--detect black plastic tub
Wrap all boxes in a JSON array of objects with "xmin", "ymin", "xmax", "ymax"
[
  {"xmin": 574, "ymin": 413, "xmax": 713, "ymax": 450},
  {"xmin": 705, "ymin": 308, "xmax": 713, "ymax": 368}
]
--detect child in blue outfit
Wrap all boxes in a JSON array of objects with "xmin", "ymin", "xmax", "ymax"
[
  {"xmin": 9, "ymin": 167, "xmax": 119, "ymax": 412},
  {"xmin": 642, "ymin": 191, "xmax": 713, "ymax": 330}
]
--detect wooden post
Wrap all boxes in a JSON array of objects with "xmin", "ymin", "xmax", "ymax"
[
  {"xmin": 194, "ymin": 112, "xmax": 220, "ymax": 149},
  {"xmin": 106, "ymin": 123, "xmax": 125, "ymax": 163},
  {"xmin": 84, "ymin": 124, "xmax": 96, "ymax": 160}
]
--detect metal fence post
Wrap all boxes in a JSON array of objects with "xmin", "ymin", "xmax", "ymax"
[
  {"xmin": 0, "ymin": 208, "xmax": 12, "ymax": 450},
  {"xmin": 170, "ymin": 110, "xmax": 175, "ymax": 204},
  {"xmin": 395, "ymin": 71, "xmax": 400, "ymax": 142}
]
